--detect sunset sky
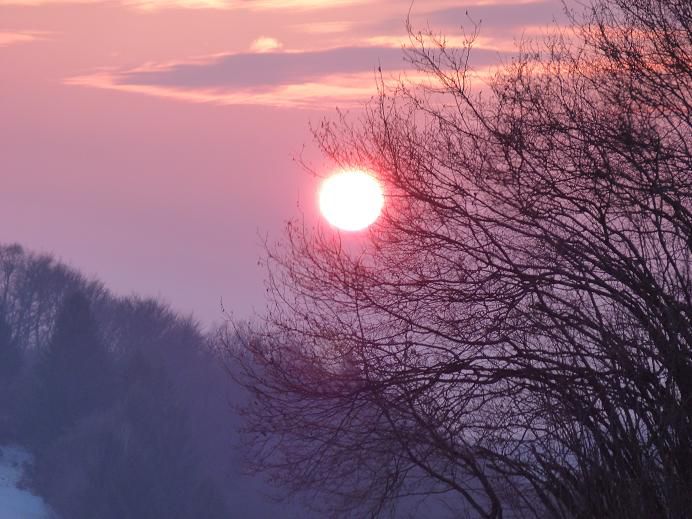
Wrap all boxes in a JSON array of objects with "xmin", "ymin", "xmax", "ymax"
[{"xmin": 1, "ymin": 0, "xmax": 566, "ymax": 326}]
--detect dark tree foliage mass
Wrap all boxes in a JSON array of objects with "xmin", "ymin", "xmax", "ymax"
[
  {"xmin": 33, "ymin": 292, "xmax": 115, "ymax": 444},
  {"xmin": 232, "ymin": 0, "xmax": 692, "ymax": 517},
  {"xmin": 0, "ymin": 244, "xmax": 280, "ymax": 519}
]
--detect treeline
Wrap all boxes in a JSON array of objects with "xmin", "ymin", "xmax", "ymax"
[{"xmin": 0, "ymin": 243, "xmax": 270, "ymax": 518}]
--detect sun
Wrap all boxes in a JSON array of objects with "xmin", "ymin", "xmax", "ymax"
[{"xmin": 319, "ymin": 169, "xmax": 384, "ymax": 231}]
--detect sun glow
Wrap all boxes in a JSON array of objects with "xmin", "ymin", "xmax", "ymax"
[{"xmin": 319, "ymin": 169, "xmax": 384, "ymax": 231}]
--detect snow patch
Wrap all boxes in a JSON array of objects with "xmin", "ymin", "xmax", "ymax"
[{"xmin": 0, "ymin": 445, "xmax": 53, "ymax": 519}]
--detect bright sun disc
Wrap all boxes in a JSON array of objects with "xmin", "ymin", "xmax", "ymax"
[{"xmin": 319, "ymin": 169, "xmax": 384, "ymax": 231}]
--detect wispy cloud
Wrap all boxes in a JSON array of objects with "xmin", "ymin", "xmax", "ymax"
[
  {"xmin": 113, "ymin": 47, "xmax": 410, "ymax": 88},
  {"xmin": 0, "ymin": 31, "xmax": 52, "ymax": 47},
  {"xmin": 0, "ymin": 0, "xmax": 368, "ymax": 9},
  {"xmin": 363, "ymin": 27, "xmax": 563, "ymax": 54},
  {"xmin": 291, "ymin": 21, "xmax": 353, "ymax": 34},
  {"xmin": 65, "ymin": 44, "xmax": 506, "ymax": 108},
  {"xmin": 425, "ymin": 0, "xmax": 565, "ymax": 29},
  {"xmin": 66, "ymin": 70, "xmax": 382, "ymax": 108},
  {"xmin": 238, "ymin": 0, "xmax": 367, "ymax": 8},
  {"xmin": 250, "ymin": 36, "xmax": 282, "ymax": 53},
  {"xmin": 0, "ymin": 0, "xmax": 550, "ymax": 11}
]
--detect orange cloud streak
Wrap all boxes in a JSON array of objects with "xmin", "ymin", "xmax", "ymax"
[{"xmin": 0, "ymin": 31, "xmax": 52, "ymax": 47}]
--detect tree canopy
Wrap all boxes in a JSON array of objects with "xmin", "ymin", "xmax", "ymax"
[
  {"xmin": 0, "ymin": 244, "xmax": 267, "ymax": 518},
  {"xmin": 232, "ymin": 0, "xmax": 692, "ymax": 517}
]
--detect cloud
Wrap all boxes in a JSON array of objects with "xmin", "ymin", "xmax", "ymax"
[
  {"xmin": 363, "ymin": 25, "xmax": 567, "ymax": 54},
  {"xmin": 291, "ymin": 21, "xmax": 353, "ymax": 34},
  {"xmin": 425, "ymin": 0, "xmax": 566, "ymax": 30},
  {"xmin": 0, "ymin": 0, "xmax": 551, "ymax": 12},
  {"xmin": 66, "ymin": 70, "xmax": 383, "ymax": 108},
  {"xmin": 364, "ymin": 34, "xmax": 514, "ymax": 52},
  {"xmin": 250, "ymin": 36, "xmax": 282, "ymax": 53},
  {"xmin": 65, "ymin": 44, "xmax": 507, "ymax": 108},
  {"xmin": 238, "ymin": 0, "xmax": 366, "ymax": 8},
  {"xmin": 114, "ymin": 47, "xmax": 412, "ymax": 89},
  {"xmin": 0, "ymin": 0, "xmax": 93, "ymax": 4},
  {"xmin": 0, "ymin": 0, "xmax": 368, "ymax": 9},
  {"xmin": 0, "ymin": 31, "xmax": 52, "ymax": 47}
]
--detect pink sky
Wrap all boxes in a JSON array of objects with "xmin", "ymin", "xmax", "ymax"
[{"xmin": 0, "ymin": 0, "xmax": 565, "ymax": 326}]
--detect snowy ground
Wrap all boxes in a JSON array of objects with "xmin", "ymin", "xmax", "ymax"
[{"xmin": 0, "ymin": 445, "xmax": 53, "ymax": 519}]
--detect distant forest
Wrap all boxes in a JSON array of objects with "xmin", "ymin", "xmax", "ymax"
[{"xmin": 0, "ymin": 243, "xmax": 276, "ymax": 518}]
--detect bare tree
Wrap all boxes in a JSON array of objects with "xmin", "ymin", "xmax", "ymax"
[{"xmin": 230, "ymin": 0, "xmax": 692, "ymax": 517}]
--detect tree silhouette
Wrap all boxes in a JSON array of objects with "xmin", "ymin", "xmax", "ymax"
[
  {"xmin": 33, "ymin": 352, "xmax": 229, "ymax": 519},
  {"xmin": 0, "ymin": 307, "xmax": 22, "ymax": 439},
  {"xmin": 34, "ymin": 291, "xmax": 114, "ymax": 443},
  {"xmin": 231, "ymin": 0, "xmax": 692, "ymax": 517},
  {"xmin": 0, "ymin": 308, "xmax": 20, "ymax": 381},
  {"xmin": 0, "ymin": 245, "xmax": 252, "ymax": 518}
]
